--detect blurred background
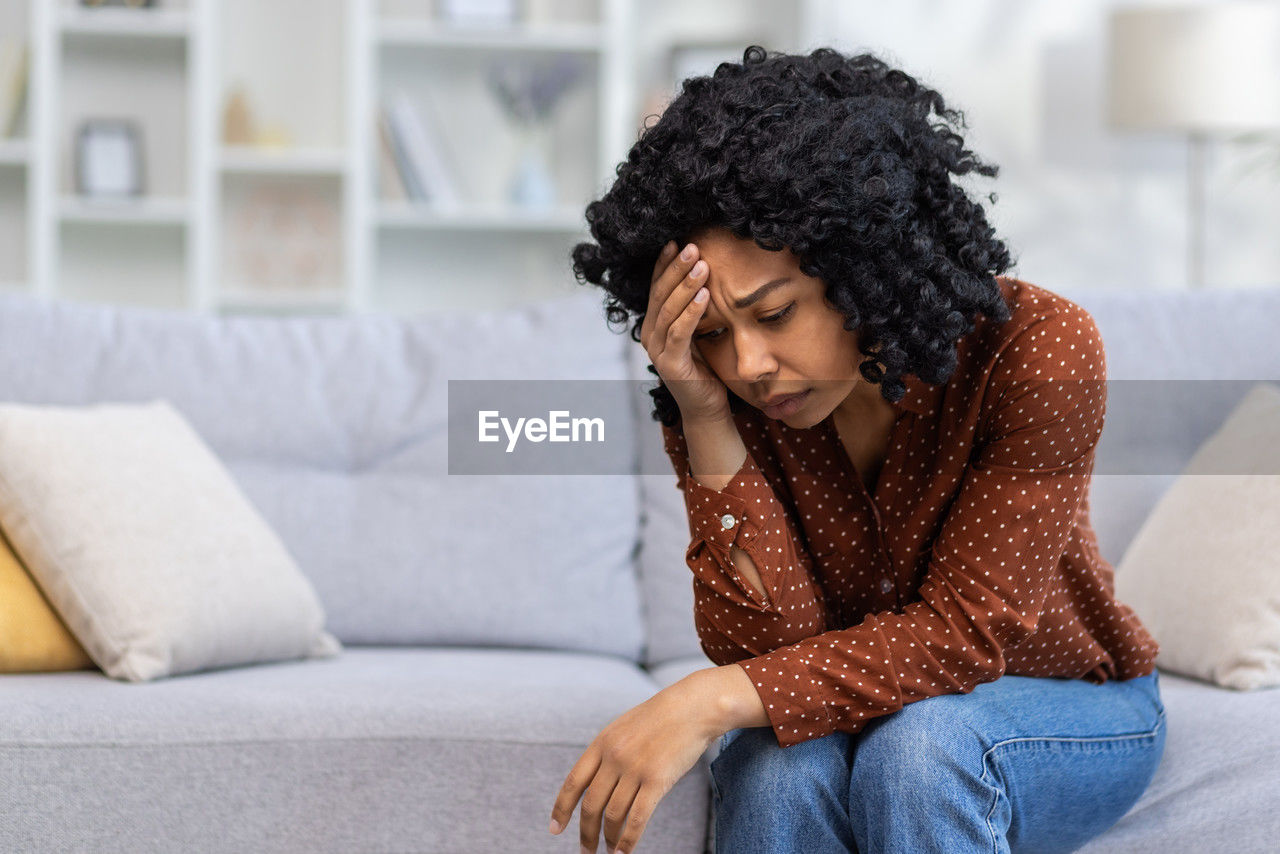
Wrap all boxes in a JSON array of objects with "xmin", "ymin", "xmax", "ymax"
[{"xmin": 0, "ymin": 0, "xmax": 1276, "ymax": 317}]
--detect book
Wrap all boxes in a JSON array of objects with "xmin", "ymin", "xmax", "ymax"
[
  {"xmin": 376, "ymin": 107, "xmax": 407, "ymax": 202},
  {"xmin": 0, "ymin": 38, "xmax": 30, "ymax": 139},
  {"xmin": 385, "ymin": 92, "xmax": 460, "ymax": 208},
  {"xmin": 381, "ymin": 103, "xmax": 425, "ymax": 202}
]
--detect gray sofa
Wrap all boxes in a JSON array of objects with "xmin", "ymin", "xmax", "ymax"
[{"xmin": 1, "ymin": 282, "xmax": 1278, "ymax": 854}]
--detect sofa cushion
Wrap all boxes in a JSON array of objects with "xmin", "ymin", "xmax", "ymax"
[
  {"xmin": 1076, "ymin": 669, "xmax": 1280, "ymax": 853},
  {"xmin": 0, "ymin": 646, "xmax": 709, "ymax": 854},
  {"xmin": 0, "ymin": 399, "xmax": 341, "ymax": 682},
  {"xmin": 1114, "ymin": 382, "xmax": 1280, "ymax": 690},
  {"xmin": 0, "ymin": 525, "xmax": 94, "ymax": 673},
  {"xmin": 0, "ymin": 291, "xmax": 646, "ymax": 662}
]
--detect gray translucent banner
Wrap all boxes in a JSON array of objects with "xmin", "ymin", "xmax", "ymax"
[
  {"xmin": 447, "ymin": 379, "xmax": 1280, "ymax": 476},
  {"xmin": 448, "ymin": 380, "xmax": 637, "ymax": 475}
]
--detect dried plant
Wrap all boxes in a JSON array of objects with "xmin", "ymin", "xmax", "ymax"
[{"xmin": 486, "ymin": 54, "xmax": 588, "ymax": 126}]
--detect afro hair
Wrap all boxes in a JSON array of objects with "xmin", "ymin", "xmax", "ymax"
[{"xmin": 571, "ymin": 45, "xmax": 1017, "ymax": 427}]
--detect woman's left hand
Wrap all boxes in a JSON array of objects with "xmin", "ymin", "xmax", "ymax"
[{"xmin": 549, "ymin": 673, "xmax": 722, "ymax": 854}]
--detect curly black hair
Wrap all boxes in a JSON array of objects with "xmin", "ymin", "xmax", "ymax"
[{"xmin": 571, "ymin": 45, "xmax": 1016, "ymax": 428}]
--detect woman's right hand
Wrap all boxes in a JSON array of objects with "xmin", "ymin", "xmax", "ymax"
[{"xmin": 640, "ymin": 240, "xmax": 731, "ymax": 424}]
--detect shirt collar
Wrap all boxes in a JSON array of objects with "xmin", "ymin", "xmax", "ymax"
[{"xmin": 893, "ymin": 371, "xmax": 946, "ymax": 416}]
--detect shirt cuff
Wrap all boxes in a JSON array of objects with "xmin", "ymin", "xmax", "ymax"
[
  {"xmin": 736, "ymin": 654, "xmax": 836, "ymax": 748},
  {"xmin": 681, "ymin": 451, "xmax": 778, "ymax": 553}
]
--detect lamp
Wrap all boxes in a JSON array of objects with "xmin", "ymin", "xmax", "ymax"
[{"xmin": 1106, "ymin": 2, "xmax": 1280, "ymax": 289}]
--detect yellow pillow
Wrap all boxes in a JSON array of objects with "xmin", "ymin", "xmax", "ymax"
[{"xmin": 0, "ymin": 523, "xmax": 96, "ymax": 672}]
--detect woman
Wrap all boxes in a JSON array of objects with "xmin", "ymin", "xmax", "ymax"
[{"xmin": 549, "ymin": 45, "xmax": 1164, "ymax": 854}]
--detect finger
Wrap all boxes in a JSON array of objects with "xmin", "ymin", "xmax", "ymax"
[
  {"xmin": 649, "ymin": 239, "xmax": 678, "ymax": 287},
  {"xmin": 550, "ymin": 749, "xmax": 602, "ymax": 838},
  {"xmin": 601, "ymin": 776, "xmax": 642, "ymax": 854},
  {"xmin": 579, "ymin": 772, "xmax": 622, "ymax": 854},
  {"xmin": 640, "ymin": 240, "xmax": 679, "ymax": 349},
  {"xmin": 612, "ymin": 784, "xmax": 665, "ymax": 854},
  {"xmin": 661, "ymin": 282, "xmax": 708, "ymax": 361},
  {"xmin": 658, "ymin": 263, "xmax": 707, "ymax": 356},
  {"xmin": 641, "ymin": 243, "xmax": 700, "ymax": 351}
]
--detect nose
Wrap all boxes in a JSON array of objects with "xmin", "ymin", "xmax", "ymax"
[{"xmin": 734, "ymin": 329, "xmax": 778, "ymax": 383}]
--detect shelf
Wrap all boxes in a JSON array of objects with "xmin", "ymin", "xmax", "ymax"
[
  {"xmin": 217, "ymin": 286, "xmax": 348, "ymax": 311},
  {"xmin": 0, "ymin": 139, "xmax": 28, "ymax": 167},
  {"xmin": 377, "ymin": 20, "xmax": 604, "ymax": 53},
  {"xmin": 59, "ymin": 195, "xmax": 190, "ymax": 226},
  {"xmin": 60, "ymin": 7, "xmax": 192, "ymax": 39},
  {"xmin": 376, "ymin": 202, "xmax": 587, "ymax": 232},
  {"xmin": 220, "ymin": 146, "xmax": 347, "ymax": 176},
  {"xmin": 0, "ymin": 0, "xmax": 661, "ymax": 313}
]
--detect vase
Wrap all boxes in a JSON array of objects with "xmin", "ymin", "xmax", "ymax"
[{"xmin": 507, "ymin": 120, "xmax": 557, "ymax": 210}]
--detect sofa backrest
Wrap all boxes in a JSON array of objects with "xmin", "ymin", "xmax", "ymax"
[
  {"xmin": 631, "ymin": 283, "xmax": 1280, "ymax": 669},
  {"xmin": 1059, "ymin": 284, "xmax": 1280, "ymax": 565},
  {"xmin": 0, "ymin": 289, "xmax": 647, "ymax": 662}
]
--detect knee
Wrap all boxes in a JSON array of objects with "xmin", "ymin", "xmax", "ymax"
[
  {"xmin": 850, "ymin": 695, "xmax": 984, "ymax": 789},
  {"xmin": 712, "ymin": 726, "xmax": 851, "ymax": 801}
]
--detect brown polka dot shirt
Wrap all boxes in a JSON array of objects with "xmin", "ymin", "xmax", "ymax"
[{"xmin": 660, "ymin": 277, "xmax": 1160, "ymax": 748}]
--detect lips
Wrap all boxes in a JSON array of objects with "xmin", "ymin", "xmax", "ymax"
[
  {"xmin": 761, "ymin": 391, "xmax": 807, "ymax": 407},
  {"xmin": 759, "ymin": 390, "xmax": 811, "ymax": 419}
]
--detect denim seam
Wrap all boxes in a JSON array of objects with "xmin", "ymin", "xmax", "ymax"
[
  {"xmin": 983, "ymin": 779, "xmax": 1002, "ymax": 854},
  {"xmin": 978, "ymin": 709, "xmax": 1166, "ymax": 851}
]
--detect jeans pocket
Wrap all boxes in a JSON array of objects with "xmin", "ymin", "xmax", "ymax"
[
  {"xmin": 1122, "ymin": 670, "xmax": 1164, "ymax": 728},
  {"xmin": 1144, "ymin": 670, "xmax": 1166, "ymax": 721}
]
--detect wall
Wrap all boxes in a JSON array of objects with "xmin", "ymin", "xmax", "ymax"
[{"xmin": 802, "ymin": 0, "xmax": 1280, "ymax": 292}]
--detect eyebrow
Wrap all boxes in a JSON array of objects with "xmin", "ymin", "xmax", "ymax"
[{"xmin": 731, "ymin": 277, "xmax": 792, "ymax": 310}]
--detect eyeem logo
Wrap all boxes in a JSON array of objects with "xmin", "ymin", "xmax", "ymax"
[{"xmin": 478, "ymin": 410, "xmax": 605, "ymax": 453}]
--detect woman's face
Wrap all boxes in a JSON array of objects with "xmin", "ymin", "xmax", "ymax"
[{"xmin": 685, "ymin": 226, "xmax": 877, "ymax": 428}]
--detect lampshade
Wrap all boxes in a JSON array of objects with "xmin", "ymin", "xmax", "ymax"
[{"xmin": 1107, "ymin": 2, "xmax": 1280, "ymax": 132}]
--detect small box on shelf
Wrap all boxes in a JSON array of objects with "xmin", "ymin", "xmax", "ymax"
[
  {"xmin": 219, "ymin": 173, "xmax": 344, "ymax": 296},
  {"xmin": 437, "ymin": 0, "xmax": 519, "ymax": 29}
]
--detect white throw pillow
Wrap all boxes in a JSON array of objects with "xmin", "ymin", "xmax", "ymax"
[
  {"xmin": 1115, "ymin": 381, "xmax": 1280, "ymax": 690},
  {"xmin": 0, "ymin": 399, "xmax": 341, "ymax": 682}
]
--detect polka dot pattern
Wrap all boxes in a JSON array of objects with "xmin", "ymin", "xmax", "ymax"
[{"xmin": 660, "ymin": 278, "xmax": 1160, "ymax": 749}]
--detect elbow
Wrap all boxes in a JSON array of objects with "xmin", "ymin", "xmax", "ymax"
[
  {"xmin": 698, "ymin": 638, "xmax": 751, "ymax": 668},
  {"xmin": 964, "ymin": 611, "xmax": 1040, "ymax": 684}
]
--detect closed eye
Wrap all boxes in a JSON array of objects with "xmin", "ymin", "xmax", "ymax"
[{"xmin": 695, "ymin": 303, "xmax": 795, "ymax": 341}]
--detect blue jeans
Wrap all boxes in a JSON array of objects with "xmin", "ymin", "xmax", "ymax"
[{"xmin": 710, "ymin": 670, "xmax": 1165, "ymax": 854}]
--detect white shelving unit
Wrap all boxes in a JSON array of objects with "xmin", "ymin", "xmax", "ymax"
[{"xmin": 0, "ymin": 0, "xmax": 807, "ymax": 315}]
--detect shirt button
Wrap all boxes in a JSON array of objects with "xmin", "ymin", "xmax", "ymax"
[
  {"xmin": 720, "ymin": 513, "xmax": 736, "ymax": 530},
  {"xmin": 879, "ymin": 578, "xmax": 894, "ymax": 594}
]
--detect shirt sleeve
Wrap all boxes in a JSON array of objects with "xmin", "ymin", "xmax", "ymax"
[
  {"xmin": 731, "ymin": 306, "xmax": 1110, "ymax": 748},
  {"xmin": 659, "ymin": 420, "xmax": 831, "ymax": 666}
]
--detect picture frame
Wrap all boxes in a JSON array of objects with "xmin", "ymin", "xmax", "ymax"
[{"xmin": 75, "ymin": 118, "xmax": 145, "ymax": 199}]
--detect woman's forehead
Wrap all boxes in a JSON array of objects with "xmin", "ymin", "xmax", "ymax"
[
  {"xmin": 705, "ymin": 275, "xmax": 797, "ymax": 309},
  {"xmin": 698, "ymin": 277, "xmax": 829, "ymax": 326}
]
